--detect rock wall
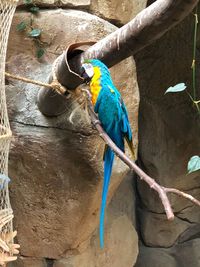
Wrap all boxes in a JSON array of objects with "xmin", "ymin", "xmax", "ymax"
[
  {"xmin": 7, "ymin": 1, "xmax": 199, "ymax": 267},
  {"xmin": 17, "ymin": 0, "xmax": 147, "ymax": 25},
  {"xmin": 134, "ymin": 11, "xmax": 200, "ymax": 267},
  {"xmin": 6, "ymin": 3, "xmax": 141, "ymax": 267}
]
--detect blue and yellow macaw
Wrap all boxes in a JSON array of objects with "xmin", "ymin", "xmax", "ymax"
[{"xmin": 80, "ymin": 59, "xmax": 134, "ymax": 248}]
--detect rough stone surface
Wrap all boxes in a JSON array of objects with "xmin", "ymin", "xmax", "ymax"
[
  {"xmin": 139, "ymin": 209, "xmax": 190, "ymax": 247},
  {"xmin": 90, "ymin": 0, "xmax": 148, "ymax": 25},
  {"xmin": 135, "ymin": 246, "xmax": 176, "ymax": 267},
  {"xmin": 60, "ymin": 0, "xmax": 90, "ymax": 6},
  {"xmin": 53, "ymin": 175, "xmax": 138, "ymax": 267},
  {"xmin": 173, "ymin": 239, "xmax": 200, "ymax": 266},
  {"xmin": 9, "ymin": 257, "xmax": 47, "ymax": 267},
  {"xmin": 17, "ymin": 0, "xmax": 147, "ymax": 25},
  {"xmin": 134, "ymin": 12, "xmax": 200, "ymax": 267},
  {"xmin": 6, "ymin": 9, "xmax": 139, "ymax": 263},
  {"xmin": 18, "ymin": 0, "xmax": 55, "ymax": 6},
  {"xmin": 18, "ymin": 0, "xmax": 91, "ymax": 7},
  {"xmin": 136, "ymin": 238, "xmax": 200, "ymax": 267},
  {"xmin": 53, "ymin": 216, "xmax": 137, "ymax": 267}
]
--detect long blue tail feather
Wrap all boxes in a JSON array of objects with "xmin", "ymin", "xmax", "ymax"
[{"xmin": 100, "ymin": 147, "xmax": 114, "ymax": 248}]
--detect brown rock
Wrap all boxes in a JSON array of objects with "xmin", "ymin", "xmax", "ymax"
[
  {"xmin": 7, "ymin": 9, "xmax": 139, "ymax": 260},
  {"xmin": 54, "ymin": 216, "xmax": 137, "ymax": 267},
  {"xmin": 17, "ymin": 0, "xmax": 91, "ymax": 7},
  {"xmin": 60, "ymin": 0, "xmax": 90, "ymax": 6},
  {"xmin": 139, "ymin": 209, "xmax": 190, "ymax": 247},
  {"xmin": 134, "ymin": 10, "xmax": 200, "ymax": 267},
  {"xmin": 54, "ymin": 175, "xmax": 138, "ymax": 267},
  {"xmin": 18, "ymin": 0, "xmax": 55, "ymax": 6},
  {"xmin": 136, "ymin": 238, "xmax": 200, "ymax": 267},
  {"xmin": 9, "ymin": 257, "xmax": 47, "ymax": 267},
  {"xmin": 135, "ymin": 246, "xmax": 176, "ymax": 267},
  {"xmin": 17, "ymin": 0, "xmax": 147, "ymax": 25},
  {"xmin": 173, "ymin": 239, "xmax": 200, "ymax": 267},
  {"xmin": 90, "ymin": 0, "xmax": 147, "ymax": 25}
]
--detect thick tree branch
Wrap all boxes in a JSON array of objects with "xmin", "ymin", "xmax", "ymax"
[
  {"xmin": 37, "ymin": 0, "xmax": 199, "ymax": 116},
  {"xmin": 72, "ymin": 0, "xmax": 199, "ymax": 70}
]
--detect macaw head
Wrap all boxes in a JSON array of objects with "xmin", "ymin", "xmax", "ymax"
[
  {"xmin": 80, "ymin": 59, "xmax": 110, "ymax": 84},
  {"xmin": 80, "ymin": 61, "xmax": 94, "ymax": 84}
]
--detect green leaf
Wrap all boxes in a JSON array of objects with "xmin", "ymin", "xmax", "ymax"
[
  {"xmin": 29, "ymin": 28, "xmax": 41, "ymax": 37},
  {"xmin": 16, "ymin": 21, "xmax": 27, "ymax": 31},
  {"xmin": 36, "ymin": 48, "xmax": 45, "ymax": 58},
  {"xmin": 29, "ymin": 6, "xmax": 40, "ymax": 14},
  {"xmin": 23, "ymin": 0, "xmax": 32, "ymax": 4},
  {"xmin": 187, "ymin": 155, "xmax": 200, "ymax": 174},
  {"xmin": 165, "ymin": 83, "xmax": 187, "ymax": 94}
]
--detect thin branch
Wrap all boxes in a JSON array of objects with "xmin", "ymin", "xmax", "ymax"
[
  {"xmin": 164, "ymin": 187, "xmax": 200, "ymax": 206},
  {"xmin": 83, "ymin": 89, "xmax": 200, "ymax": 221}
]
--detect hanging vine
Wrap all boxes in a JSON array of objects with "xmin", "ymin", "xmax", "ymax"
[
  {"xmin": 16, "ymin": 0, "xmax": 46, "ymax": 58},
  {"xmin": 165, "ymin": 5, "xmax": 200, "ymax": 174}
]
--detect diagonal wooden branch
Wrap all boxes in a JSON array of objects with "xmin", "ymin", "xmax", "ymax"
[
  {"xmin": 82, "ymin": 89, "xmax": 200, "ymax": 221},
  {"xmin": 5, "ymin": 71, "xmax": 200, "ymax": 219},
  {"xmin": 73, "ymin": 0, "xmax": 200, "ymax": 70}
]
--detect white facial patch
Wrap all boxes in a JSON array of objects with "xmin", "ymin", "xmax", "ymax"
[{"xmin": 82, "ymin": 63, "xmax": 94, "ymax": 78}]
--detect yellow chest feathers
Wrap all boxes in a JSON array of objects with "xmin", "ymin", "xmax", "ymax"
[{"xmin": 89, "ymin": 66, "xmax": 101, "ymax": 105}]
